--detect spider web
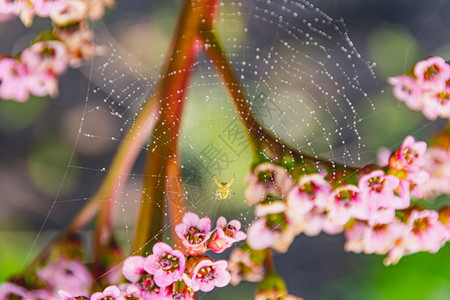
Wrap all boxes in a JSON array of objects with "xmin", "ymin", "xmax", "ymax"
[{"xmin": 9, "ymin": 0, "xmax": 439, "ymax": 298}]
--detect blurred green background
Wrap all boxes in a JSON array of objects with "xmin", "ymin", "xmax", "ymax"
[{"xmin": 1, "ymin": 0, "xmax": 450, "ymax": 299}]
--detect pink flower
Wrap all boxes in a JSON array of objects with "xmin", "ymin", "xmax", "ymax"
[
  {"xmin": 175, "ymin": 212, "xmax": 212, "ymax": 255},
  {"xmin": 134, "ymin": 275, "xmax": 163, "ymax": 299},
  {"xmin": 53, "ymin": 21, "xmax": 104, "ymax": 67},
  {"xmin": 377, "ymin": 147, "xmax": 392, "ymax": 167},
  {"xmin": 0, "ymin": 58, "xmax": 30, "ymax": 102},
  {"xmin": 50, "ymin": 0, "xmax": 87, "ymax": 27},
  {"xmin": 286, "ymin": 173, "xmax": 331, "ymax": 215},
  {"xmin": 301, "ymin": 210, "xmax": 343, "ymax": 237},
  {"xmin": 144, "ymin": 242, "xmax": 185, "ymax": 288},
  {"xmin": 344, "ymin": 221, "xmax": 367, "ymax": 253},
  {"xmin": 406, "ymin": 209, "xmax": 447, "ymax": 253},
  {"xmin": 208, "ymin": 216, "xmax": 246, "ymax": 253},
  {"xmin": 31, "ymin": 0, "xmax": 66, "ymax": 17},
  {"xmin": 389, "ymin": 135, "xmax": 427, "ymax": 170},
  {"xmin": 160, "ymin": 274, "xmax": 195, "ymax": 300},
  {"xmin": 189, "ymin": 259, "xmax": 231, "ymax": 292},
  {"xmin": 37, "ymin": 258, "xmax": 92, "ymax": 297},
  {"xmin": 228, "ymin": 248, "xmax": 264, "ymax": 286},
  {"xmin": 358, "ymin": 170, "xmax": 402, "ymax": 209},
  {"xmin": 58, "ymin": 290, "xmax": 80, "ymax": 300},
  {"xmin": 403, "ymin": 169, "xmax": 430, "ymax": 199},
  {"xmin": 245, "ymin": 162, "xmax": 293, "ymax": 205},
  {"xmin": 421, "ymin": 146, "xmax": 450, "ymax": 198},
  {"xmin": 327, "ymin": 184, "xmax": 369, "ymax": 225},
  {"xmin": 422, "ymin": 86, "xmax": 450, "ymax": 120},
  {"xmin": 122, "ymin": 255, "xmax": 146, "ymax": 283},
  {"xmin": 0, "ymin": 282, "xmax": 28, "ymax": 299},
  {"xmin": 246, "ymin": 218, "xmax": 279, "ymax": 250},
  {"xmin": 27, "ymin": 71, "xmax": 59, "ymax": 98},
  {"xmin": 388, "ymin": 75, "xmax": 422, "ymax": 110},
  {"xmin": 414, "ymin": 56, "xmax": 450, "ymax": 91},
  {"xmin": 22, "ymin": 40, "xmax": 68, "ymax": 75},
  {"xmin": 384, "ymin": 239, "xmax": 408, "ymax": 266},
  {"xmin": 246, "ymin": 214, "xmax": 296, "ymax": 253},
  {"xmin": 90, "ymin": 285, "xmax": 124, "ymax": 300},
  {"xmin": 363, "ymin": 220, "xmax": 408, "ymax": 255},
  {"xmin": 0, "ymin": 0, "xmax": 21, "ymax": 15},
  {"xmin": 255, "ymin": 198, "xmax": 287, "ymax": 217}
]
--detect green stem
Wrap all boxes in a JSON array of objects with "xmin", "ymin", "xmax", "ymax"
[
  {"xmin": 264, "ymin": 248, "xmax": 275, "ymax": 273},
  {"xmin": 131, "ymin": 0, "xmax": 220, "ymax": 255}
]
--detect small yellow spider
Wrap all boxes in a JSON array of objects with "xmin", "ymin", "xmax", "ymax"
[{"xmin": 212, "ymin": 174, "xmax": 235, "ymax": 200}]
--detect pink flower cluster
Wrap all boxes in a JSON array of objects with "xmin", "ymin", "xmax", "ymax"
[
  {"xmin": 0, "ymin": 0, "xmax": 113, "ymax": 27},
  {"xmin": 244, "ymin": 136, "xmax": 450, "ymax": 264},
  {"xmin": 80, "ymin": 213, "xmax": 243, "ymax": 299},
  {"xmin": 0, "ymin": 41, "xmax": 66, "ymax": 101},
  {"xmin": 388, "ymin": 56, "xmax": 450, "ymax": 120},
  {"xmin": 83, "ymin": 213, "xmax": 245, "ymax": 299},
  {"xmin": 0, "ymin": 257, "xmax": 93, "ymax": 299},
  {"xmin": 0, "ymin": 0, "xmax": 109, "ymax": 102},
  {"xmin": 0, "ymin": 213, "xmax": 245, "ymax": 299},
  {"xmin": 420, "ymin": 144, "xmax": 450, "ymax": 198}
]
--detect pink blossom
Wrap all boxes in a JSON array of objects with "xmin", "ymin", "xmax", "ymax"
[
  {"xmin": 301, "ymin": 210, "xmax": 343, "ymax": 237},
  {"xmin": 377, "ymin": 147, "xmax": 392, "ymax": 167},
  {"xmin": 0, "ymin": 282, "xmax": 28, "ymax": 299},
  {"xmin": 228, "ymin": 248, "xmax": 264, "ymax": 286},
  {"xmin": 414, "ymin": 56, "xmax": 450, "ymax": 91},
  {"xmin": 161, "ymin": 274, "xmax": 195, "ymax": 300},
  {"xmin": 245, "ymin": 162, "xmax": 293, "ymax": 205},
  {"xmin": 358, "ymin": 170, "xmax": 403, "ymax": 211},
  {"xmin": 384, "ymin": 240, "xmax": 408, "ymax": 266},
  {"xmin": 363, "ymin": 221, "xmax": 407, "ymax": 255},
  {"xmin": 286, "ymin": 173, "xmax": 331, "ymax": 215},
  {"xmin": 144, "ymin": 242, "xmax": 186, "ymax": 288},
  {"xmin": 53, "ymin": 21, "xmax": 105, "ymax": 67},
  {"xmin": 388, "ymin": 75, "xmax": 422, "ymax": 110},
  {"xmin": 58, "ymin": 290, "xmax": 80, "ymax": 300},
  {"xmin": 255, "ymin": 198, "xmax": 287, "ymax": 217},
  {"xmin": 367, "ymin": 206, "xmax": 396, "ymax": 226},
  {"xmin": 403, "ymin": 169, "xmax": 430, "ymax": 199},
  {"xmin": 22, "ymin": 40, "xmax": 68, "ymax": 75},
  {"xmin": 208, "ymin": 216, "xmax": 246, "ymax": 253},
  {"xmin": 31, "ymin": 0, "xmax": 66, "ymax": 17},
  {"xmin": 344, "ymin": 220, "xmax": 367, "ymax": 253},
  {"xmin": 18, "ymin": 0, "xmax": 34, "ymax": 26},
  {"xmin": 37, "ymin": 258, "xmax": 92, "ymax": 298},
  {"xmin": 27, "ymin": 71, "xmax": 59, "ymax": 98},
  {"xmin": 0, "ymin": 0, "xmax": 21, "ymax": 15},
  {"xmin": 122, "ymin": 255, "xmax": 146, "ymax": 283},
  {"xmin": 90, "ymin": 285, "xmax": 124, "ymax": 300},
  {"xmin": 406, "ymin": 209, "xmax": 447, "ymax": 253},
  {"xmin": 389, "ymin": 135, "xmax": 427, "ymax": 170},
  {"xmin": 327, "ymin": 184, "xmax": 369, "ymax": 225},
  {"xmin": 134, "ymin": 275, "xmax": 163, "ymax": 299},
  {"xmin": 50, "ymin": 0, "xmax": 87, "ymax": 27},
  {"xmin": 246, "ymin": 218, "xmax": 279, "ymax": 250},
  {"xmin": 246, "ymin": 215, "xmax": 296, "ymax": 253},
  {"xmin": 422, "ymin": 86, "xmax": 450, "ymax": 120},
  {"xmin": 0, "ymin": 58, "xmax": 30, "ymax": 102},
  {"xmin": 189, "ymin": 259, "xmax": 231, "ymax": 292},
  {"xmin": 421, "ymin": 146, "xmax": 450, "ymax": 198},
  {"xmin": 175, "ymin": 212, "xmax": 212, "ymax": 255}
]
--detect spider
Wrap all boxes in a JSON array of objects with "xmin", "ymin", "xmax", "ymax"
[{"xmin": 212, "ymin": 174, "xmax": 235, "ymax": 200}]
